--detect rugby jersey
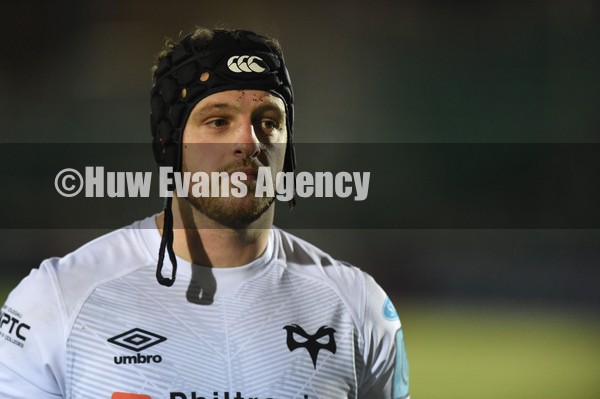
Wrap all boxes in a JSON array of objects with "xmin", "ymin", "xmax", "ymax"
[{"xmin": 0, "ymin": 216, "xmax": 409, "ymax": 398}]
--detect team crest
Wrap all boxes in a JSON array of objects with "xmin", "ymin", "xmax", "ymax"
[{"xmin": 283, "ymin": 324, "xmax": 336, "ymax": 368}]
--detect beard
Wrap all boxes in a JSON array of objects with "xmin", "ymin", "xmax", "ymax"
[
  {"xmin": 184, "ymin": 190, "xmax": 275, "ymax": 229},
  {"xmin": 181, "ymin": 159, "xmax": 277, "ymax": 229}
]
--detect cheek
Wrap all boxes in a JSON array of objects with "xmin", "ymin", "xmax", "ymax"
[
  {"xmin": 272, "ymin": 131, "xmax": 288, "ymax": 161},
  {"xmin": 182, "ymin": 126, "xmax": 200, "ymax": 144},
  {"xmin": 261, "ymin": 142, "xmax": 286, "ymax": 166},
  {"xmin": 183, "ymin": 141, "xmax": 242, "ymax": 175},
  {"xmin": 182, "ymin": 143, "xmax": 216, "ymax": 172}
]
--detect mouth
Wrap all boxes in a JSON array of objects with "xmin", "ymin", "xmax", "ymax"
[{"xmin": 232, "ymin": 167, "xmax": 259, "ymax": 181}]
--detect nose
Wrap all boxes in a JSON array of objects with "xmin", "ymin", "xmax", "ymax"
[{"xmin": 233, "ymin": 120, "xmax": 261, "ymax": 159}]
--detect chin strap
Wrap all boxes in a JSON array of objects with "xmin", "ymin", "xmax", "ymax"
[{"xmin": 156, "ymin": 196, "xmax": 178, "ymax": 286}]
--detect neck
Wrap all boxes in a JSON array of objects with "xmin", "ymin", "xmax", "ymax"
[{"xmin": 155, "ymin": 197, "xmax": 273, "ymax": 268}]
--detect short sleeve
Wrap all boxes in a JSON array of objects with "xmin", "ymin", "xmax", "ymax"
[
  {"xmin": 0, "ymin": 261, "xmax": 66, "ymax": 398},
  {"xmin": 358, "ymin": 274, "xmax": 410, "ymax": 399}
]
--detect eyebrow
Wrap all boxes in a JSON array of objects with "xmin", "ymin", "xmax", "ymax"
[
  {"xmin": 254, "ymin": 102, "xmax": 285, "ymax": 116},
  {"xmin": 192, "ymin": 102, "xmax": 238, "ymax": 117},
  {"xmin": 192, "ymin": 100, "xmax": 285, "ymax": 117}
]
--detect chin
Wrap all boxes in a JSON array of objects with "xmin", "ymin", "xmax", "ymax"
[{"xmin": 186, "ymin": 195, "xmax": 274, "ymax": 229}]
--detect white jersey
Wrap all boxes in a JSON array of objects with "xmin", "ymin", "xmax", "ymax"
[{"xmin": 0, "ymin": 216, "xmax": 409, "ymax": 399}]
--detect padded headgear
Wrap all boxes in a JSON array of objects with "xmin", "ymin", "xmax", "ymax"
[{"xmin": 151, "ymin": 29, "xmax": 295, "ymax": 174}]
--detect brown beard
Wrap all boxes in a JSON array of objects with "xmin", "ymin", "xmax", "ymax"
[
  {"xmin": 181, "ymin": 159, "xmax": 277, "ymax": 229},
  {"xmin": 183, "ymin": 190, "xmax": 275, "ymax": 229}
]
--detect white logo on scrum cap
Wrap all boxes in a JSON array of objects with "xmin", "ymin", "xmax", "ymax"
[{"xmin": 227, "ymin": 55, "xmax": 266, "ymax": 73}]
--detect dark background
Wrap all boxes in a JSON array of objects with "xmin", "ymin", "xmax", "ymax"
[
  {"xmin": 2, "ymin": 2, "xmax": 600, "ymax": 397},
  {"xmin": 1, "ymin": 1, "xmax": 599, "ymax": 308}
]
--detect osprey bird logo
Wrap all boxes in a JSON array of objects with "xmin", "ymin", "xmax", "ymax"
[{"xmin": 283, "ymin": 324, "xmax": 336, "ymax": 368}]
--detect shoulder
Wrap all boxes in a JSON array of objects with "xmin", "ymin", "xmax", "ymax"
[
  {"xmin": 273, "ymin": 227, "xmax": 369, "ymax": 283},
  {"xmin": 58, "ymin": 217, "xmax": 156, "ymax": 285},
  {"xmin": 272, "ymin": 228, "xmax": 394, "ymax": 326},
  {"xmin": 5, "ymin": 217, "xmax": 158, "ymax": 327}
]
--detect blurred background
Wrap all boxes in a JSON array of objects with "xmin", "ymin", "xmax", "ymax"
[{"xmin": 1, "ymin": 1, "xmax": 599, "ymax": 398}]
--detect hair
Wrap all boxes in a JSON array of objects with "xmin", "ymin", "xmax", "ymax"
[{"xmin": 151, "ymin": 27, "xmax": 283, "ymax": 81}]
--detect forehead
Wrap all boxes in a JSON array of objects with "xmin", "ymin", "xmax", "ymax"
[{"xmin": 191, "ymin": 90, "xmax": 286, "ymax": 114}]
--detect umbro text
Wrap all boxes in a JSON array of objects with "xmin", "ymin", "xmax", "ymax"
[{"xmin": 114, "ymin": 353, "xmax": 162, "ymax": 364}]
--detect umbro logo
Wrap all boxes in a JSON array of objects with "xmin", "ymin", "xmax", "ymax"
[
  {"xmin": 227, "ymin": 55, "xmax": 267, "ymax": 73},
  {"xmin": 108, "ymin": 328, "xmax": 166, "ymax": 352},
  {"xmin": 108, "ymin": 328, "xmax": 166, "ymax": 365},
  {"xmin": 283, "ymin": 324, "xmax": 336, "ymax": 369}
]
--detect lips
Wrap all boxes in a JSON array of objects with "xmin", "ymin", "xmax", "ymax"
[{"xmin": 232, "ymin": 167, "xmax": 259, "ymax": 180}]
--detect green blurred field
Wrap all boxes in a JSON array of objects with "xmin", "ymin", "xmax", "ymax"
[
  {"xmin": 1, "ymin": 284, "xmax": 599, "ymax": 398},
  {"xmin": 399, "ymin": 300, "xmax": 600, "ymax": 399}
]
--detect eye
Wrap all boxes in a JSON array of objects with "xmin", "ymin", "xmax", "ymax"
[
  {"xmin": 255, "ymin": 118, "xmax": 281, "ymax": 133},
  {"xmin": 260, "ymin": 118, "xmax": 279, "ymax": 132},
  {"xmin": 261, "ymin": 119, "xmax": 277, "ymax": 130},
  {"xmin": 206, "ymin": 118, "xmax": 228, "ymax": 128}
]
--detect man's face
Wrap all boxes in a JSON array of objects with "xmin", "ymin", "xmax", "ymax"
[{"xmin": 180, "ymin": 90, "xmax": 287, "ymax": 228}]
